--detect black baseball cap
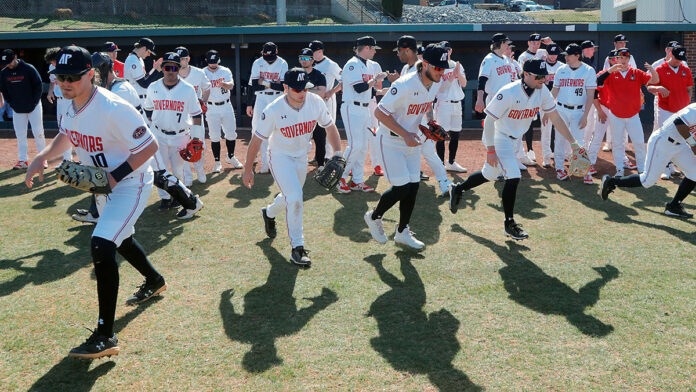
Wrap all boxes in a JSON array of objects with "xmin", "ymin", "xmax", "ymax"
[
  {"xmin": 581, "ymin": 40, "xmax": 597, "ymax": 49},
  {"xmin": 667, "ymin": 40, "xmax": 680, "ymax": 49},
  {"xmin": 162, "ymin": 52, "xmax": 181, "ymax": 67},
  {"xmin": 491, "ymin": 33, "xmax": 512, "ymax": 44},
  {"xmin": 393, "ymin": 35, "xmax": 417, "ymax": 52},
  {"xmin": 284, "ymin": 68, "xmax": 314, "ymax": 90},
  {"xmin": 262, "ymin": 42, "xmax": 278, "ymax": 56},
  {"xmin": 299, "ymin": 48, "xmax": 313, "ymax": 57},
  {"xmin": 308, "ymin": 40, "xmax": 324, "ymax": 51},
  {"xmin": 529, "ymin": 33, "xmax": 541, "ymax": 41},
  {"xmin": 523, "ymin": 59, "xmax": 548, "ymax": 76},
  {"xmin": 546, "ymin": 44, "xmax": 561, "ymax": 56},
  {"xmin": 563, "ymin": 43, "xmax": 582, "ymax": 56},
  {"xmin": 422, "ymin": 44, "xmax": 451, "ymax": 69},
  {"xmin": 417, "ymin": 46, "xmax": 424, "ymax": 56},
  {"xmin": 616, "ymin": 48, "xmax": 630, "ymax": 57},
  {"xmin": 355, "ymin": 36, "xmax": 380, "ymax": 49},
  {"xmin": 672, "ymin": 46, "xmax": 687, "ymax": 61},
  {"xmin": 101, "ymin": 41, "xmax": 120, "ymax": 53},
  {"xmin": 614, "ymin": 34, "xmax": 628, "ymax": 42},
  {"xmin": 91, "ymin": 52, "xmax": 113, "ymax": 71},
  {"xmin": 175, "ymin": 46, "xmax": 189, "ymax": 58},
  {"xmin": 440, "ymin": 40, "xmax": 452, "ymax": 50},
  {"xmin": 608, "ymin": 49, "xmax": 618, "ymax": 58},
  {"xmin": 134, "ymin": 37, "xmax": 155, "ymax": 55},
  {"xmin": 206, "ymin": 50, "xmax": 221, "ymax": 64},
  {"xmin": 0, "ymin": 49, "xmax": 15, "ymax": 66},
  {"xmin": 49, "ymin": 45, "xmax": 92, "ymax": 75}
]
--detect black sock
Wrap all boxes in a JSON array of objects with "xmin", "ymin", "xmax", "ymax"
[
  {"xmin": 524, "ymin": 126, "xmax": 534, "ymax": 151},
  {"xmin": 671, "ymin": 178, "xmax": 696, "ymax": 205},
  {"xmin": 550, "ymin": 128, "xmax": 555, "ymax": 153},
  {"xmin": 117, "ymin": 236, "xmax": 161, "ymax": 283},
  {"xmin": 398, "ymin": 182, "xmax": 419, "ymax": 232},
  {"xmin": 435, "ymin": 140, "xmax": 445, "ymax": 162},
  {"xmin": 91, "ymin": 236, "xmax": 118, "ymax": 337},
  {"xmin": 211, "ymin": 141, "xmax": 221, "ymax": 161},
  {"xmin": 615, "ymin": 174, "xmax": 642, "ymax": 187},
  {"xmin": 313, "ymin": 126, "xmax": 327, "ymax": 166},
  {"xmin": 502, "ymin": 178, "xmax": 520, "ymax": 220},
  {"xmin": 457, "ymin": 171, "xmax": 489, "ymax": 193},
  {"xmin": 372, "ymin": 184, "xmax": 408, "ymax": 220},
  {"xmin": 448, "ymin": 131, "xmax": 460, "ymax": 164},
  {"xmin": 226, "ymin": 139, "xmax": 236, "ymax": 158},
  {"xmin": 88, "ymin": 194, "xmax": 99, "ymax": 218}
]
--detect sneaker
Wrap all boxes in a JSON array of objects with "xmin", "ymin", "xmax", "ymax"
[
  {"xmin": 449, "ymin": 183, "xmax": 462, "ymax": 214},
  {"xmin": 583, "ymin": 174, "xmax": 594, "ymax": 185},
  {"xmin": 438, "ymin": 179, "xmax": 453, "ymax": 197},
  {"xmin": 671, "ymin": 164, "xmax": 682, "ymax": 176},
  {"xmin": 588, "ymin": 165, "xmax": 597, "ymax": 176},
  {"xmin": 76, "ymin": 209, "xmax": 90, "ymax": 216},
  {"xmin": 518, "ymin": 160, "xmax": 527, "ymax": 171},
  {"xmin": 504, "ymin": 220, "xmax": 529, "ymax": 240},
  {"xmin": 445, "ymin": 161, "xmax": 468, "ymax": 173},
  {"xmin": 660, "ymin": 171, "xmax": 670, "ymax": 180},
  {"xmin": 556, "ymin": 169, "xmax": 569, "ymax": 181},
  {"xmin": 12, "ymin": 160, "xmax": 28, "ymax": 170},
  {"xmin": 290, "ymin": 246, "xmax": 311, "ymax": 267},
  {"xmin": 420, "ymin": 171, "xmax": 429, "ymax": 181},
  {"xmin": 261, "ymin": 207, "xmax": 277, "ymax": 238},
  {"xmin": 126, "ymin": 276, "xmax": 167, "ymax": 305},
  {"xmin": 157, "ymin": 199, "xmax": 172, "ymax": 212},
  {"xmin": 520, "ymin": 155, "xmax": 536, "ymax": 166},
  {"xmin": 527, "ymin": 150, "xmax": 536, "ymax": 162},
  {"xmin": 258, "ymin": 164, "xmax": 270, "ymax": 174},
  {"xmin": 394, "ymin": 225, "xmax": 425, "ymax": 250},
  {"xmin": 68, "ymin": 329, "xmax": 119, "ymax": 359},
  {"xmin": 602, "ymin": 143, "xmax": 612, "ymax": 152},
  {"xmin": 225, "ymin": 155, "xmax": 243, "ymax": 169},
  {"xmin": 623, "ymin": 158, "xmax": 637, "ymax": 170},
  {"xmin": 42, "ymin": 160, "xmax": 48, "ymax": 169},
  {"xmin": 349, "ymin": 181, "xmax": 375, "ymax": 192},
  {"xmin": 196, "ymin": 167, "xmax": 207, "ymax": 184},
  {"xmin": 600, "ymin": 174, "xmax": 616, "ymax": 200},
  {"xmin": 664, "ymin": 201, "xmax": 693, "ymax": 218},
  {"xmin": 176, "ymin": 195, "xmax": 204, "ymax": 220},
  {"xmin": 71, "ymin": 212, "xmax": 98, "ymax": 224},
  {"xmin": 364, "ymin": 210, "xmax": 387, "ymax": 244},
  {"xmin": 212, "ymin": 161, "xmax": 222, "ymax": 173},
  {"xmin": 337, "ymin": 178, "xmax": 351, "ymax": 193},
  {"xmin": 373, "ymin": 165, "xmax": 384, "ymax": 176},
  {"xmin": 542, "ymin": 156, "xmax": 552, "ymax": 168}
]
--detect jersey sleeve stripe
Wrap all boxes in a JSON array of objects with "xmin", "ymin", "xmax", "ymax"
[
  {"xmin": 319, "ymin": 121, "xmax": 334, "ymax": 128},
  {"xmin": 542, "ymin": 104, "xmax": 557, "ymax": 113},
  {"xmin": 483, "ymin": 109, "xmax": 499, "ymax": 120},
  {"xmin": 377, "ymin": 105, "xmax": 392, "ymax": 115},
  {"xmin": 129, "ymin": 135, "xmax": 153, "ymax": 153},
  {"xmin": 253, "ymin": 130, "xmax": 268, "ymax": 140},
  {"xmin": 190, "ymin": 110, "xmax": 202, "ymax": 117}
]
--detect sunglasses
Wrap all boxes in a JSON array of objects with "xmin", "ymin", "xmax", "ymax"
[
  {"xmin": 56, "ymin": 71, "xmax": 88, "ymax": 83},
  {"xmin": 430, "ymin": 65, "xmax": 445, "ymax": 72},
  {"xmin": 299, "ymin": 56, "xmax": 313, "ymax": 61},
  {"xmin": 529, "ymin": 73, "xmax": 546, "ymax": 81},
  {"xmin": 163, "ymin": 65, "xmax": 179, "ymax": 72},
  {"xmin": 291, "ymin": 88, "xmax": 308, "ymax": 93}
]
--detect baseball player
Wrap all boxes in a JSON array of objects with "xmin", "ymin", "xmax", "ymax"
[
  {"xmin": 0, "ymin": 49, "xmax": 46, "ymax": 170},
  {"xmin": 45, "ymin": 47, "xmax": 73, "ymax": 163},
  {"xmin": 363, "ymin": 44, "xmax": 449, "ymax": 250},
  {"xmin": 337, "ymin": 36, "xmax": 386, "ymax": 193},
  {"xmin": 101, "ymin": 41, "xmax": 124, "ymax": 78},
  {"xmin": 601, "ymin": 34, "xmax": 637, "ymax": 154},
  {"xmin": 298, "ymin": 48, "xmax": 328, "ymax": 167},
  {"xmin": 203, "ymin": 49, "xmax": 241, "ymax": 174},
  {"xmin": 538, "ymin": 43, "xmax": 564, "ymax": 167},
  {"xmin": 550, "ymin": 43, "xmax": 597, "ymax": 183},
  {"xmin": 242, "ymin": 68, "xmax": 342, "ymax": 267},
  {"xmin": 516, "ymin": 33, "xmax": 549, "ymax": 67},
  {"xmin": 144, "ymin": 52, "xmax": 205, "ymax": 219},
  {"xmin": 435, "ymin": 41, "xmax": 468, "ymax": 175},
  {"xmin": 310, "ymin": 40, "xmax": 343, "ymax": 159},
  {"xmin": 580, "ymin": 40, "xmax": 600, "ymax": 149},
  {"xmin": 450, "ymin": 59, "xmax": 580, "ymax": 240},
  {"xmin": 247, "ymin": 42, "xmax": 288, "ymax": 174},
  {"xmin": 587, "ymin": 50, "xmax": 618, "ymax": 174},
  {"xmin": 124, "ymin": 38, "xmax": 162, "ymax": 112},
  {"xmin": 25, "ymin": 46, "xmax": 167, "ymax": 359},
  {"xmin": 366, "ymin": 53, "xmax": 387, "ymax": 176},
  {"xmin": 600, "ymin": 102, "xmax": 696, "ymax": 219},
  {"xmin": 597, "ymin": 48, "xmax": 659, "ymax": 176},
  {"xmin": 476, "ymin": 34, "xmax": 519, "ymax": 116}
]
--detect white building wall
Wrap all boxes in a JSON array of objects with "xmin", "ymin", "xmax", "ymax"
[{"xmin": 601, "ymin": 0, "xmax": 696, "ymax": 23}]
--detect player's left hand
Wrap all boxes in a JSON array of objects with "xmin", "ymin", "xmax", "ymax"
[
  {"xmin": 153, "ymin": 58, "xmax": 163, "ymax": 72},
  {"xmin": 541, "ymin": 114, "xmax": 550, "ymax": 126},
  {"xmin": 24, "ymin": 159, "xmax": 44, "ymax": 188},
  {"xmin": 403, "ymin": 132, "xmax": 422, "ymax": 147},
  {"xmin": 579, "ymin": 115, "xmax": 588, "ymax": 129},
  {"xmin": 644, "ymin": 62, "xmax": 653, "ymax": 72},
  {"xmin": 386, "ymin": 71, "xmax": 399, "ymax": 83},
  {"xmin": 486, "ymin": 151, "xmax": 500, "ymax": 168},
  {"xmin": 242, "ymin": 168, "xmax": 254, "ymax": 188}
]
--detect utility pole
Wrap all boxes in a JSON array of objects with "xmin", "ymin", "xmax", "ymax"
[{"xmin": 277, "ymin": 0, "xmax": 287, "ymax": 25}]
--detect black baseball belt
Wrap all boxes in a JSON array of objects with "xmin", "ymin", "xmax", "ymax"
[
  {"xmin": 348, "ymin": 101, "xmax": 369, "ymax": 107},
  {"xmin": 256, "ymin": 91, "xmax": 281, "ymax": 95},
  {"xmin": 559, "ymin": 102, "xmax": 583, "ymax": 110},
  {"xmin": 207, "ymin": 99, "xmax": 230, "ymax": 106},
  {"xmin": 155, "ymin": 125, "xmax": 186, "ymax": 135}
]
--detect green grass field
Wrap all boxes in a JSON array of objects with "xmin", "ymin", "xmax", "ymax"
[
  {"xmin": 1, "ymin": 161, "xmax": 695, "ymax": 391},
  {"xmin": 525, "ymin": 10, "xmax": 601, "ymax": 24}
]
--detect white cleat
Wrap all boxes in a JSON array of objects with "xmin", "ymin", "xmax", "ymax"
[
  {"xmin": 445, "ymin": 161, "xmax": 468, "ymax": 173},
  {"xmin": 364, "ymin": 210, "xmax": 387, "ymax": 244},
  {"xmin": 527, "ymin": 150, "xmax": 536, "ymax": 162},
  {"xmin": 225, "ymin": 155, "xmax": 244, "ymax": 169},
  {"xmin": 518, "ymin": 160, "xmax": 527, "ymax": 171},
  {"xmin": 602, "ymin": 143, "xmax": 612, "ymax": 152},
  {"xmin": 212, "ymin": 161, "xmax": 222, "ymax": 173},
  {"xmin": 439, "ymin": 179, "xmax": 453, "ymax": 197},
  {"xmin": 176, "ymin": 195, "xmax": 204, "ymax": 220},
  {"xmin": 520, "ymin": 155, "xmax": 536, "ymax": 166},
  {"xmin": 394, "ymin": 224, "xmax": 424, "ymax": 250},
  {"xmin": 258, "ymin": 164, "xmax": 270, "ymax": 174},
  {"xmin": 196, "ymin": 166, "xmax": 207, "ymax": 184},
  {"xmin": 71, "ymin": 212, "xmax": 98, "ymax": 224}
]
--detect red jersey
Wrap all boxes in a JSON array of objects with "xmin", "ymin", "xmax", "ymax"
[
  {"xmin": 596, "ymin": 70, "xmax": 610, "ymax": 107},
  {"xmin": 602, "ymin": 68, "xmax": 651, "ymax": 118},
  {"xmin": 113, "ymin": 60, "xmax": 124, "ymax": 78},
  {"xmin": 653, "ymin": 62, "xmax": 693, "ymax": 113}
]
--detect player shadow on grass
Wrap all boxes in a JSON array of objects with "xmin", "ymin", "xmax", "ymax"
[
  {"xmin": 28, "ymin": 297, "xmax": 162, "ymax": 391},
  {"xmin": 452, "ymin": 224, "xmax": 619, "ymax": 337},
  {"xmin": 365, "ymin": 252, "xmax": 483, "ymax": 392},
  {"xmin": 485, "ymin": 180, "xmax": 551, "ymax": 220},
  {"xmin": 186, "ymin": 169, "xmax": 230, "ymax": 198},
  {"xmin": 330, "ymin": 176, "xmax": 382, "ymax": 243},
  {"xmin": 0, "ymin": 171, "xmax": 60, "ymax": 200},
  {"xmin": 219, "ymin": 239, "xmax": 338, "ymax": 373},
  {"xmin": 226, "ymin": 172, "xmax": 274, "ymax": 208},
  {"xmin": 0, "ymin": 168, "xmax": 28, "ymax": 182}
]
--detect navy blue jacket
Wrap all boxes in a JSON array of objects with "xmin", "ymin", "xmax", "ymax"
[{"xmin": 0, "ymin": 59, "xmax": 42, "ymax": 113}]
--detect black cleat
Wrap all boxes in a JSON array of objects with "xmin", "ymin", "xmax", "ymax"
[
  {"xmin": 68, "ymin": 329, "xmax": 119, "ymax": 359},
  {"xmin": 76, "ymin": 209, "xmax": 89, "ymax": 216},
  {"xmin": 449, "ymin": 184, "xmax": 463, "ymax": 214},
  {"xmin": 261, "ymin": 208, "xmax": 277, "ymax": 238},
  {"xmin": 600, "ymin": 175, "xmax": 616, "ymax": 201},
  {"xmin": 420, "ymin": 171, "xmax": 429, "ymax": 181},
  {"xmin": 157, "ymin": 199, "xmax": 171, "ymax": 211},
  {"xmin": 291, "ymin": 246, "xmax": 311, "ymax": 268},
  {"xmin": 126, "ymin": 276, "xmax": 167, "ymax": 306},
  {"xmin": 664, "ymin": 201, "xmax": 693, "ymax": 218},
  {"xmin": 504, "ymin": 220, "xmax": 529, "ymax": 240}
]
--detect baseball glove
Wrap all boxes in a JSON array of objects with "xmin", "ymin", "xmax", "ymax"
[
  {"xmin": 418, "ymin": 120, "xmax": 449, "ymax": 142},
  {"xmin": 314, "ymin": 155, "xmax": 346, "ymax": 190},
  {"xmin": 569, "ymin": 146, "xmax": 591, "ymax": 177},
  {"xmin": 199, "ymin": 99, "xmax": 208, "ymax": 115},
  {"xmin": 55, "ymin": 160, "xmax": 112, "ymax": 194},
  {"xmin": 179, "ymin": 138, "xmax": 204, "ymax": 162}
]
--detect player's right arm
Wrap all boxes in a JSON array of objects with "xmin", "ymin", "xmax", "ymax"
[
  {"xmin": 476, "ymin": 56, "xmax": 492, "ymax": 112},
  {"xmin": 375, "ymin": 84, "xmax": 420, "ymax": 147},
  {"xmin": 25, "ymin": 133, "xmax": 73, "ymax": 188}
]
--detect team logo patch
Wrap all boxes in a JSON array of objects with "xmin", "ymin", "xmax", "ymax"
[
  {"xmin": 132, "ymin": 64, "xmax": 137, "ymax": 69},
  {"xmin": 132, "ymin": 126, "xmax": 147, "ymax": 139},
  {"xmin": 390, "ymin": 87, "xmax": 397, "ymax": 95},
  {"xmin": 630, "ymin": 74, "xmax": 635, "ymax": 80},
  {"xmin": 349, "ymin": 65, "xmax": 354, "ymax": 71},
  {"xmin": 496, "ymin": 94, "xmax": 503, "ymax": 100}
]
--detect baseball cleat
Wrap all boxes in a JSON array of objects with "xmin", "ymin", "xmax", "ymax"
[
  {"xmin": 261, "ymin": 207, "xmax": 277, "ymax": 238},
  {"xmin": 445, "ymin": 161, "xmax": 468, "ymax": 173},
  {"xmin": 225, "ymin": 155, "xmax": 244, "ymax": 169},
  {"xmin": 624, "ymin": 160, "xmax": 637, "ymax": 170},
  {"xmin": 337, "ymin": 178, "xmax": 351, "ymax": 193},
  {"xmin": 517, "ymin": 161, "xmax": 528, "ymax": 171},
  {"xmin": 212, "ymin": 161, "xmax": 222, "ymax": 173},
  {"xmin": 600, "ymin": 175, "xmax": 616, "ymax": 200},
  {"xmin": 660, "ymin": 172, "xmax": 670, "ymax": 180},
  {"xmin": 439, "ymin": 179, "xmax": 453, "ymax": 197},
  {"xmin": 126, "ymin": 276, "xmax": 167, "ymax": 306},
  {"xmin": 290, "ymin": 246, "xmax": 311, "ymax": 268},
  {"xmin": 308, "ymin": 158, "xmax": 318, "ymax": 166},
  {"xmin": 542, "ymin": 156, "xmax": 552, "ymax": 168},
  {"xmin": 583, "ymin": 174, "xmax": 594, "ymax": 185},
  {"xmin": 527, "ymin": 150, "xmax": 536, "ymax": 162},
  {"xmin": 176, "ymin": 195, "xmax": 203, "ymax": 219},
  {"xmin": 504, "ymin": 220, "xmax": 528, "ymax": 240},
  {"xmin": 68, "ymin": 330, "xmax": 119, "ymax": 360},
  {"xmin": 420, "ymin": 172, "xmax": 429, "ymax": 181},
  {"xmin": 42, "ymin": 161, "xmax": 48, "ymax": 169},
  {"xmin": 349, "ymin": 181, "xmax": 375, "ymax": 192},
  {"xmin": 12, "ymin": 160, "xmax": 28, "ymax": 170},
  {"xmin": 588, "ymin": 165, "xmax": 597, "ymax": 176},
  {"xmin": 664, "ymin": 201, "xmax": 693, "ymax": 218},
  {"xmin": 602, "ymin": 143, "xmax": 612, "ymax": 152},
  {"xmin": 71, "ymin": 212, "xmax": 98, "ymax": 224},
  {"xmin": 449, "ymin": 184, "xmax": 462, "ymax": 214},
  {"xmin": 394, "ymin": 225, "xmax": 425, "ymax": 250},
  {"xmin": 556, "ymin": 169, "xmax": 569, "ymax": 181},
  {"xmin": 76, "ymin": 209, "xmax": 90, "ymax": 215},
  {"xmin": 364, "ymin": 210, "xmax": 387, "ymax": 244},
  {"xmin": 373, "ymin": 165, "xmax": 384, "ymax": 176},
  {"xmin": 257, "ymin": 164, "xmax": 270, "ymax": 174},
  {"xmin": 520, "ymin": 155, "xmax": 536, "ymax": 166}
]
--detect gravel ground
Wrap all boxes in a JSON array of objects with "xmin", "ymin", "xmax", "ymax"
[{"xmin": 400, "ymin": 4, "xmax": 537, "ymax": 24}]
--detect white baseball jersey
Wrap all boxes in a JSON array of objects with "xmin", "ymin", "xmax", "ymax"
[
  {"xmin": 517, "ymin": 49, "xmax": 547, "ymax": 66},
  {"xmin": 484, "ymin": 80, "xmax": 557, "ymax": 139},
  {"xmin": 671, "ymin": 102, "xmax": 696, "ymax": 130},
  {"xmin": 553, "ymin": 63, "xmax": 597, "ymax": 106},
  {"xmin": 58, "ymin": 87, "xmax": 155, "ymax": 171},
  {"xmin": 48, "ymin": 64, "xmax": 63, "ymax": 98},
  {"xmin": 377, "ymin": 71, "xmax": 441, "ymax": 134},
  {"xmin": 248, "ymin": 56, "xmax": 288, "ymax": 90},
  {"xmin": 144, "ymin": 78, "xmax": 202, "ymax": 130},
  {"xmin": 342, "ymin": 56, "xmax": 374, "ymax": 102},
  {"xmin": 124, "ymin": 52, "xmax": 147, "ymax": 96},
  {"xmin": 110, "ymin": 79, "xmax": 141, "ymax": 109},
  {"xmin": 255, "ymin": 92, "xmax": 333, "ymax": 157},
  {"xmin": 181, "ymin": 66, "xmax": 211, "ymax": 99},
  {"xmin": 479, "ymin": 52, "xmax": 519, "ymax": 97},
  {"xmin": 543, "ymin": 60, "xmax": 564, "ymax": 85},
  {"xmin": 401, "ymin": 63, "xmax": 417, "ymax": 77},
  {"xmin": 652, "ymin": 57, "xmax": 688, "ymax": 69},
  {"xmin": 603, "ymin": 54, "xmax": 637, "ymax": 70},
  {"xmin": 313, "ymin": 56, "xmax": 342, "ymax": 89},
  {"xmin": 436, "ymin": 60, "xmax": 465, "ymax": 101},
  {"xmin": 204, "ymin": 65, "xmax": 234, "ymax": 103}
]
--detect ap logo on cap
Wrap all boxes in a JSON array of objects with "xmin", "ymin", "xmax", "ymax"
[
  {"xmin": 168, "ymin": 53, "xmax": 176, "ymax": 60},
  {"xmin": 440, "ymin": 53, "xmax": 447, "ymax": 62},
  {"xmin": 58, "ymin": 54, "xmax": 73, "ymax": 65},
  {"xmin": 297, "ymin": 73, "xmax": 305, "ymax": 81}
]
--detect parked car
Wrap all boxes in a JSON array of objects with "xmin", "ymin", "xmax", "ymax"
[
  {"xmin": 434, "ymin": 0, "xmax": 470, "ymax": 8},
  {"xmin": 509, "ymin": 0, "xmax": 539, "ymax": 11}
]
